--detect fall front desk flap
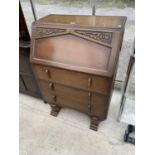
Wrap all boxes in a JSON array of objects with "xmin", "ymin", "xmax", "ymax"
[{"xmin": 30, "ymin": 14, "xmax": 126, "ymax": 77}]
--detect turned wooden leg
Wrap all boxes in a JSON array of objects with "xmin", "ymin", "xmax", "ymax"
[
  {"xmin": 90, "ymin": 116, "xmax": 100, "ymax": 131},
  {"xmin": 50, "ymin": 104, "xmax": 61, "ymax": 117}
]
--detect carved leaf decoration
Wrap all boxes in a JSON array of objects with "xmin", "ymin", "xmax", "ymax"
[
  {"xmin": 75, "ymin": 30, "xmax": 112, "ymax": 44},
  {"xmin": 33, "ymin": 28, "xmax": 66, "ymax": 38}
]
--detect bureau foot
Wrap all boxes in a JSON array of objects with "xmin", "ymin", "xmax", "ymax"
[
  {"xmin": 50, "ymin": 104, "xmax": 61, "ymax": 117},
  {"xmin": 90, "ymin": 117, "xmax": 100, "ymax": 131}
]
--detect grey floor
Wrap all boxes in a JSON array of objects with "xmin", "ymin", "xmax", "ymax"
[{"xmin": 19, "ymin": 89, "xmax": 135, "ymax": 155}]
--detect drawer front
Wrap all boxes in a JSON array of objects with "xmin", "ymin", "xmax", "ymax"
[
  {"xmin": 38, "ymin": 80, "xmax": 110, "ymax": 119},
  {"xmin": 33, "ymin": 64, "xmax": 111, "ymax": 95},
  {"xmin": 91, "ymin": 94, "xmax": 109, "ymax": 120},
  {"xmin": 38, "ymin": 80, "xmax": 91, "ymax": 114}
]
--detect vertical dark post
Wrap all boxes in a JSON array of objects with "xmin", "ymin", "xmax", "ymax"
[
  {"xmin": 29, "ymin": 0, "xmax": 37, "ymax": 21},
  {"xmin": 91, "ymin": 0, "xmax": 96, "ymax": 16}
]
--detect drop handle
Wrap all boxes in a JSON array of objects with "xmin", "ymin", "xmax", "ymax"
[
  {"xmin": 88, "ymin": 92, "xmax": 92, "ymax": 110},
  {"xmin": 52, "ymin": 95, "xmax": 56, "ymax": 102},
  {"xmin": 88, "ymin": 104, "xmax": 91, "ymax": 109},
  {"xmin": 49, "ymin": 82, "xmax": 54, "ymax": 90},
  {"xmin": 88, "ymin": 92, "xmax": 92, "ymax": 99},
  {"xmin": 45, "ymin": 68, "xmax": 51, "ymax": 78},
  {"xmin": 88, "ymin": 78, "xmax": 92, "ymax": 87}
]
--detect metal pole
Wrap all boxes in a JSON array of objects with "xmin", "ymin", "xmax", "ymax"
[
  {"xmin": 90, "ymin": 0, "xmax": 96, "ymax": 16},
  {"xmin": 29, "ymin": 0, "xmax": 37, "ymax": 21}
]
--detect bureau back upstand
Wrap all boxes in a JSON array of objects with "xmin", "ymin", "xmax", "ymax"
[{"xmin": 30, "ymin": 15, "xmax": 126, "ymax": 131}]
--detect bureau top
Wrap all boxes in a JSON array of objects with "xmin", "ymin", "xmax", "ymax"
[{"xmin": 36, "ymin": 14, "xmax": 126, "ymax": 29}]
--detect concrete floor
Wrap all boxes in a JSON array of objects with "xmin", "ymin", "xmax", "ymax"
[{"xmin": 19, "ymin": 89, "xmax": 134, "ymax": 155}]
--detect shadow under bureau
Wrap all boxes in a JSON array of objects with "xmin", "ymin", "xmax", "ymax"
[{"xmin": 30, "ymin": 14, "xmax": 126, "ymax": 131}]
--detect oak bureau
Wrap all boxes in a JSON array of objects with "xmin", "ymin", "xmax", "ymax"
[{"xmin": 30, "ymin": 14, "xmax": 126, "ymax": 131}]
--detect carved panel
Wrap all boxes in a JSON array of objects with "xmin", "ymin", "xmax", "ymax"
[
  {"xmin": 32, "ymin": 27, "xmax": 112, "ymax": 45},
  {"xmin": 33, "ymin": 27, "xmax": 66, "ymax": 38},
  {"xmin": 74, "ymin": 30, "xmax": 113, "ymax": 44}
]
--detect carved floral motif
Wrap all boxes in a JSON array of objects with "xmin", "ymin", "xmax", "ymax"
[
  {"xmin": 33, "ymin": 27, "xmax": 112, "ymax": 45},
  {"xmin": 75, "ymin": 30, "xmax": 112, "ymax": 44},
  {"xmin": 33, "ymin": 28, "xmax": 66, "ymax": 38}
]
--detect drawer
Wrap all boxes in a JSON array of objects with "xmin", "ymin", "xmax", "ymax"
[
  {"xmin": 33, "ymin": 64, "xmax": 112, "ymax": 95},
  {"xmin": 38, "ymin": 80, "xmax": 91, "ymax": 114},
  {"xmin": 38, "ymin": 80, "xmax": 109, "ymax": 119},
  {"xmin": 91, "ymin": 94, "xmax": 109, "ymax": 120}
]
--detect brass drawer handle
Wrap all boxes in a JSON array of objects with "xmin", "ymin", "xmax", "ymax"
[
  {"xmin": 88, "ymin": 77, "xmax": 92, "ymax": 87},
  {"xmin": 88, "ymin": 92, "xmax": 92, "ymax": 99},
  {"xmin": 45, "ymin": 68, "xmax": 51, "ymax": 78},
  {"xmin": 52, "ymin": 95, "xmax": 56, "ymax": 102},
  {"xmin": 49, "ymin": 82, "xmax": 54, "ymax": 90},
  {"xmin": 88, "ymin": 104, "xmax": 91, "ymax": 109},
  {"xmin": 88, "ymin": 92, "xmax": 92, "ymax": 111}
]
